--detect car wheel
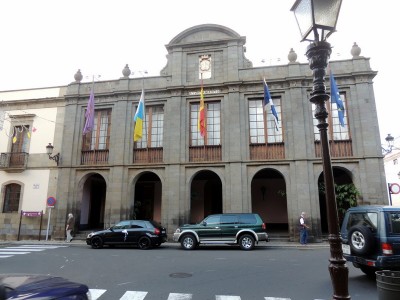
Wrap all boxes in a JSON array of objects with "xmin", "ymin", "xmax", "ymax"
[
  {"xmin": 239, "ymin": 234, "xmax": 255, "ymax": 250},
  {"xmin": 348, "ymin": 225, "xmax": 375, "ymax": 255},
  {"xmin": 181, "ymin": 234, "xmax": 196, "ymax": 250},
  {"xmin": 360, "ymin": 266, "xmax": 377, "ymax": 278},
  {"xmin": 91, "ymin": 237, "xmax": 103, "ymax": 249},
  {"xmin": 138, "ymin": 236, "xmax": 151, "ymax": 250}
]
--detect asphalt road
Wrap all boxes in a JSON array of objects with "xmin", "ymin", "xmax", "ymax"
[{"xmin": 0, "ymin": 241, "xmax": 378, "ymax": 299}]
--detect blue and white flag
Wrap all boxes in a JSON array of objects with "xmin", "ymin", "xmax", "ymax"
[
  {"xmin": 330, "ymin": 72, "xmax": 345, "ymax": 127},
  {"xmin": 263, "ymin": 78, "xmax": 279, "ymax": 131}
]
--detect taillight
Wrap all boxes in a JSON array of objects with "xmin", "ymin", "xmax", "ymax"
[
  {"xmin": 154, "ymin": 228, "xmax": 160, "ymax": 235},
  {"xmin": 382, "ymin": 242, "xmax": 393, "ymax": 255},
  {"xmin": 262, "ymin": 223, "xmax": 266, "ymax": 230}
]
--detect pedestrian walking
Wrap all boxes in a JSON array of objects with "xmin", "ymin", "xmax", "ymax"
[
  {"xmin": 66, "ymin": 213, "xmax": 74, "ymax": 242},
  {"xmin": 299, "ymin": 212, "xmax": 309, "ymax": 245}
]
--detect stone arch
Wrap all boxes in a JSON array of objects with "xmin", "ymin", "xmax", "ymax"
[
  {"xmin": 189, "ymin": 169, "xmax": 223, "ymax": 223},
  {"xmin": 251, "ymin": 168, "xmax": 288, "ymax": 233},
  {"xmin": 77, "ymin": 172, "xmax": 107, "ymax": 231},
  {"xmin": 130, "ymin": 171, "xmax": 162, "ymax": 223},
  {"xmin": 318, "ymin": 166, "xmax": 354, "ymax": 234}
]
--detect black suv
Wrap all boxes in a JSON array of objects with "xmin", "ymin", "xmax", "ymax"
[
  {"xmin": 340, "ymin": 205, "xmax": 400, "ymax": 277},
  {"xmin": 86, "ymin": 220, "xmax": 167, "ymax": 249},
  {"xmin": 173, "ymin": 213, "xmax": 269, "ymax": 250}
]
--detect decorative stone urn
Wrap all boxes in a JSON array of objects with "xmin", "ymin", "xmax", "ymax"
[
  {"xmin": 351, "ymin": 42, "xmax": 361, "ymax": 58},
  {"xmin": 122, "ymin": 64, "xmax": 131, "ymax": 78},
  {"xmin": 74, "ymin": 69, "xmax": 83, "ymax": 83},
  {"xmin": 288, "ymin": 48, "xmax": 297, "ymax": 63}
]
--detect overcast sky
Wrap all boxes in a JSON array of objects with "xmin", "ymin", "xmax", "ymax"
[{"xmin": 1, "ymin": 0, "xmax": 398, "ymax": 147}]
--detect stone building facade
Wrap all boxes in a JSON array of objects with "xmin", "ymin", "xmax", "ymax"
[{"xmin": 0, "ymin": 24, "xmax": 388, "ymax": 242}]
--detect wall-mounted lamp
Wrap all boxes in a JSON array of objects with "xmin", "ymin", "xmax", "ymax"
[
  {"xmin": 382, "ymin": 133, "xmax": 399, "ymax": 155},
  {"xmin": 46, "ymin": 143, "xmax": 60, "ymax": 166}
]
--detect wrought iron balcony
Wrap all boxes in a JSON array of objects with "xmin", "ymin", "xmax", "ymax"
[{"xmin": 0, "ymin": 152, "xmax": 29, "ymax": 172}]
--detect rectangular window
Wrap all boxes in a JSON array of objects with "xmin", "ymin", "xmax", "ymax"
[
  {"xmin": 190, "ymin": 101, "xmax": 221, "ymax": 146},
  {"xmin": 135, "ymin": 105, "xmax": 164, "ymax": 149},
  {"xmin": 249, "ymin": 99, "xmax": 282, "ymax": 144},
  {"xmin": 82, "ymin": 109, "xmax": 111, "ymax": 150},
  {"xmin": 3, "ymin": 183, "xmax": 21, "ymax": 213},
  {"xmin": 11, "ymin": 125, "xmax": 30, "ymax": 153},
  {"xmin": 313, "ymin": 93, "xmax": 350, "ymax": 141}
]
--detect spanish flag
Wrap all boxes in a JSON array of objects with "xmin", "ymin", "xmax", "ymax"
[{"xmin": 198, "ymin": 80, "xmax": 206, "ymax": 137}]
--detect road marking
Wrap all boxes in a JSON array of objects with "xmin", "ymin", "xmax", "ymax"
[
  {"xmin": 265, "ymin": 298, "xmax": 291, "ymax": 300},
  {"xmin": 0, "ymin": 255, "xmax": 13, "ymax": 258},
  {"xmin": 89, "ymin": 289, "xmax": 107, "ymax": 299},
  {"xmin": 4, "ymin": 248, "xmax": 46, "ymax": 251},
  {"xmin": 0, "ymin": 251, "xmax": 30, "ymax": 255},
  {"xmin": 167, "ymin": 293, "xmax": 192, "ymax": 300},
  {"xmin": 120, "ymin": 291, "xmax": 148, "ymax": 300},
  {"xmin": 217, "ymin": 296, "xmax": 241, "ymax": 300}
]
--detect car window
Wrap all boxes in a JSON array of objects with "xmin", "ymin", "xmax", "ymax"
[
  {"xmin": 239, "ymin": 214, "xmax": 257, "ymax": 224},
  {"xmin": 113, "ymin": 221, "xmax": 131, "ymax": 229},
  {"xmin": 389, "ymin": 213, "xmax": 400, "ymax": 234},
  {"xmin": 220, "ymin": 215, "xmax": 238, "ymax": 224},
  {"xmin": 131, "ymin": 220, "xmax": 145, "ymax": 229},
  {"xmin": 204, "ymin": 215, "xmax": 220, "ymax": 225},
  {"xmin": 346, "ymin": 212, "xmax": 377, "ymax": 231}
]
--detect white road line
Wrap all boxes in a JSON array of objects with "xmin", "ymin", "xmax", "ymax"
[
  {"xmin": 0, "ymin": 255, "xmax": 13, "ymax": 258},
  {"xmin": 4, "ymin": 248, "xmax": 45, "ymax": 251},
  {"xmin": 167, "ymin": 293, "xmax": 192, "ymax": 300},
  {"xmin": 216, "ymin": 296, "xmax": 241, "ymax": 300},
  {"xmin": 89, "ymin": 289, "xmax": 107, "ymax": 299},
  {"xmin": 264, "ymin": 298, "xmax": 291, "ymax": 300},
  {"xmin": 0, "ymin": 252, "xmax": 30, "ymax": 255},
  {"xmin": 13, "ymin": 245, "xmax": 66, "ymax": 248},
  {"xmin": 120, "ymin": 291, "xmax": 148, "ymax": 300}
]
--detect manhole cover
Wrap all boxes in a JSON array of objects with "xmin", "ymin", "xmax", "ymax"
[{"xmin": 169, "ymin": 272, "xmax": 192, "ymax": 278}]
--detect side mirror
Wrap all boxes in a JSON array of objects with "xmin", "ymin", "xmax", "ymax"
[{"xmin": 201, "ymin": 221, "xmax": 207, "ymax": 226}]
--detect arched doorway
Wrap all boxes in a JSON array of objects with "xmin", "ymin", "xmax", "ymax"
[
  {"xmin": 251, "ymin": 168, "xmax": 288, "ymax": 233},
  {"xmin": 318, "ymin": 167, "xmax": 353, "ymax": 234},
  {"xmin": 133, "ymin": 172, "xmax": 162, "ymax": 222},
  {"xmin": 80, "ymin": 173, "xmax": 106, "ymax": 230},
  {"xmin": 190, "ymin": 170, "xmax": 222, "ymax": 223}
]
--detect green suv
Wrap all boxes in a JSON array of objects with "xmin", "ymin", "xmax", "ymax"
[{"xmin": 173, "ymin": 213, "xmax": 269, "ymax": 250}]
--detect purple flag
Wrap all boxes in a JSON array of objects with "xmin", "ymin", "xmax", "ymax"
[{"xmin": 83, "ymin": 90, "xmax": 95, "ymax": 135}]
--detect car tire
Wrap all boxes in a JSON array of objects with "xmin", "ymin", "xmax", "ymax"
[
  {"xmin": 360, "ymin": 266, "xmax": 377, "ymax": 278},
  {"xmin": 239, "ymin": 234, "xmax": 255, "ymax": 250},
  {"xmin": 91, "ymin": 237, "xmax": 103, "ymax": 249},
  {"xmin": 348, "ymin": 225, "xmax": 375, "ymax": 255},
  {"xmin": 181, "ymin": 234, "xmax": 196, "ymax": 250},
  {"xmin": 138, "ymin": 236, "xmax": 152, "ymax": 250}
]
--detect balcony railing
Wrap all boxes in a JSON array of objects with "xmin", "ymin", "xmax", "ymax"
[
  {"xmin": 0, "ymin": 152, "xmax": 29, "ymax": 171},
  {"xmin": 81, "ymin": 150, "xmax": 109, "ymax": 165},
  {"xmin": 314, "ymin": 140, "xmax": 353, "ymax": 158},
  {"xmin": 189, "ymin": 145, "xmax": 222, "ymax": 162},
  {"xmin": 134, "ymin": 148, "xmax": 163, "ymax": 164},
  {"xmin": 249, "ymin": 143, "xmax": 285, "ymax": 160}
]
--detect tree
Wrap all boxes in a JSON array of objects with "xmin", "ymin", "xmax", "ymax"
[{"xmin": 319, "ymin": 183, "xmax": 360, "ymax": 224}]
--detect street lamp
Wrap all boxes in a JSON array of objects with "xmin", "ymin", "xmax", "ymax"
[
  {"xmin": 291, "ymin": 1, "xmax": 350, "ymax": 299},
  {"xmin": 382, "ymin": 133, "xmax": 399, "ymax": 155},
  {"xmin": 46, "ymin": 143, "xmax": 60, "ymax": 166}
]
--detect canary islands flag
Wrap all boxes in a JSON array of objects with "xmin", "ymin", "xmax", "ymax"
[{"xmin": 134, "ymin": 89, "xmax": 145, "ymax": 141}]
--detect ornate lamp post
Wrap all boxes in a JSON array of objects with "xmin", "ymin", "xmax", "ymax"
[{"xmin": 291, "ymin": 1, "xmax": 350, "ymax": 299}]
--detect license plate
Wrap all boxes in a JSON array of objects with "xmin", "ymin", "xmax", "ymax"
[{"xmin": 342, "ymin": 244, "xmax": 350, "ymax": 255}]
